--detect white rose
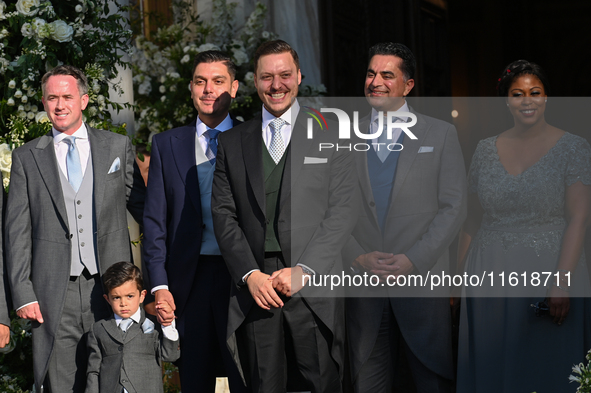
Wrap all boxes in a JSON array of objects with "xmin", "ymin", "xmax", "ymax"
[
  {"xmin": 24, "ymin": 104, "xmax": 30, "ymax": 111},
  {"xmin": 180, "ymin": 54, "xmax": 190, "ymax": 64},
  {"xmin": 244, "ymin": 72, "xmax": 254, "ymax": 83},
  {"xmin": 14, "ymin": 90, "xmax": 22, "ymax": 98},
  {"xmin": 16, "ymin": 0, "xmax": 40, "ymax": 16},
  {"xmin": 27, "ymin": 89, "xmax": 35, "ymax": 97},
  {"xmin": 159, "ymin": 85, "xmax": 166, "ymax": 93},
  {"xmin": 8, "ymin": 80, "xmax": 15, "ymax": 89},
  {"xmin": 27, "ymin": 111, "xmax": 35, "ymax": 120},
  {"xmin": 75, "ymin": 4, "xmax": 83, "ymax": 12},
  {"xmin": 49, "ymin": 20, "xmax": 73, "ymax": 43},
  {"xmin": 2, "ymin": 176, "xmax": 9, "ymax": 191},
  {"xmin": 170, "ymin": 72, "xmax": 180, "ymax": 79},
  {"xmin": 169, "ymin": 85, "xmax": 176, "ymax": 92},
  {"xmin": 197, "ymin": 43, "xmax": 220, "ymax": 52},
  {"xmin": 21, "ymin": 23, "xmax": 34, "ymax": 38},
  {"xmin": 233, "ymin": 50, "xmax": 248, "ymax": 66},
  {"xmin": 35, "ymin": 111, "xmax": 49, "ymax": 123},
  {"xmin": 88, "ymin": 106, "xmax": 97, "ymax": 117},
  {"xmin": 18, "ymin": 105, "xmax": 24, "ymax": 112},
  {"xmin": 0, "ymin": 144, "xmax": 11, "ymax": 174},
  {"xmin": 6, "ymin": 98, "xmax": 14, "ymax": 106},
  {"xmin": 262, "ymin": 31, "xmax": 270, "ymax": 39},
  {"xmin": 159, "ymin": 75, "xmax": 166, "ymax": 83},
  {"xmin": 97, "ymin": 95, "xmax": 105, "ymax": 105},
  {"xmin": 30, "ymin": 105, "xmax": 38, "ymax": 112},
  {"xmin": 17, "ymin": 111, "xmax": 26, "ymax": 118},
  {"xmin": 138, "ymin": 81, "xmax": 151, "ymax": 96},
  {"xmin": 160, "ymin": 96, "xmax": 166, "ymax": 102},
  {"xmin": 0, "ymin": 1, "xmax": 6, "ymax": 19}
]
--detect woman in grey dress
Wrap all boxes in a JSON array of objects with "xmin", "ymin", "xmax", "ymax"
[{"xmin": 457, "ymin": 60, "xmax": 591, "ymax": 392}]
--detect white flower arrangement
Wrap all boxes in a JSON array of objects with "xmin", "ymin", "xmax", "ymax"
[{"xmin": 131, "ymin": 0, "xmax": 326, "ymax": 135}]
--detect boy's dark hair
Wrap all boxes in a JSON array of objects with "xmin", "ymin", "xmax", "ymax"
[{"xmin": 103, "ymin": 261, "xmax": 144, "ymax": 294}]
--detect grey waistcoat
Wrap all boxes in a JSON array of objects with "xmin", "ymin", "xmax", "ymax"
[{"xmin": 58, "ymin": 158, "xmax": 98, "ymax": 276}]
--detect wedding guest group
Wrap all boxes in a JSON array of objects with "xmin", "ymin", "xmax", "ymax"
[{"xmin": 0, "ymin": 42, "xmax": 589, "ymax": 393}]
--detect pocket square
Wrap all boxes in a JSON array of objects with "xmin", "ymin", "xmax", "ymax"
[
  {"xmin": 418, "ymin": 146, "xmax": 434, "ymax": 153},
  {"xmin": 141, "ymin": 318, "xmax": 154, "ymax": 334},
  {"xmin": 304, "ymin": 156, "xmax": 328, "ymax": 164},
  {"xmin": 108, "ymin": 157, "xmax": 120, "ymax": 174}
]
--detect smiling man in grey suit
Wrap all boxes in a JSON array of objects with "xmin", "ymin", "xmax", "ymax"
[
  {"xmin": 212, "ymin": 40, "xmax": 358, "ymax": 393},
  {"xmin": 344, "ymin": 43, "xmax": 467, "ymax": 392},
  {"xmin": 5, "ymin": 65, "xmax": 137, "ymax": 393}
]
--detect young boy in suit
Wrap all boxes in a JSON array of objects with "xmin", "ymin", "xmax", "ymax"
[{"xmin": 85, "ymin": 262, "xmax": 180, "ymax": 393}]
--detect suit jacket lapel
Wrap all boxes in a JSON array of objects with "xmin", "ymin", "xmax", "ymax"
[
  {"xmin": 101, "ymin": 317, "xmax": 124, "ymax": 344},
  {"xmin": 172, "ymin": 122, "xmax": 201, "ymax": 210},
  {"xmin": 88, "ymin": 127, "xmax": 110, "ymax": 222},
  {"xmin": 280, "ymin": 116, "xmax": 314, "ymax": 208},
  {"xmin": 389, "ymin": 108, "xmax": 428, "ymax": 205},
  {"xmin": 241, "ymin": 118, "xmax": 265, "ymax": 214},
  {"xmin": 31, "ymin": 134, "xmax": 68, "ymax": 224}
]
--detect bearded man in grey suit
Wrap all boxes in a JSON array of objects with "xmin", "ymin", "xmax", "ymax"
[
  {"xmin": 344, "ymin": 43, "xmax": 467, "ymax": 392},
  {"xmin": 5, "ymin": 65, "xmax": 138, "ymax": 392}
]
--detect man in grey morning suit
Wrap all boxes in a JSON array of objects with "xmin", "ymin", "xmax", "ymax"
[
  {"xmin": 212, "ymin": 40, "xmax": 358, "ymax": 392},
  {"xmin": 5, "ymin": 65, "xmax": 138, "ymax": 392},
  {"xmin": 344, "ymin": 43, "xmax": 467, "ymax": 392},
  {"xmin": 0, "ymin": 174, "xmax": 10, "ymax": 349}
]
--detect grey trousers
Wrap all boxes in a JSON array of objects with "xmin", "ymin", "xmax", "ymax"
[{"xmin": 44, "ymin": 270, "xmax": 109, "ymax": 393}]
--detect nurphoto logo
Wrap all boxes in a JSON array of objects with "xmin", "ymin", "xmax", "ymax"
[{"xmin": 305, "ymin": 107, "xmax": 418, "ymax": 152}]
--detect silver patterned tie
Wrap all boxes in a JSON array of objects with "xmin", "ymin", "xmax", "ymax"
[
  {"xmin": 268, "ymin": 118, "xmax": 286, "ymax": 164},
  {"xmin": 62, "ymin": 136, "xmax": 83, "ymax": 191}
]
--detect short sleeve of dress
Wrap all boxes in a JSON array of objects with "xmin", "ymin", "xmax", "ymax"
[
  {"xmin": 468, "ymin": 139, "xmax": 488, "ymax": 194},
  {"xmin": 565, "ymin": 135, "xmax": 591, "ymax": 187}
]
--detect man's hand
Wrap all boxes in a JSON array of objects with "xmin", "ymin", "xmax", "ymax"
[
  {"xmin": 16, "ymin": 303, "xmax": 44, "ymax": 323},
  {"xmin": 370, "ymin": 254, "xmax": 415, "ymax": 282},
  {"xmin": 154, "ymin": 289, "xmax": 176, "ymax": 326},
  {"xmin": 353, "ymin": 251, "xmax": 395, "ymax": 273},
  {"xmin": 270, "ymin": 267, "xmax": 310, "ymax": 297},
  {"xmin": 247, "ymin": 271, "xmax": 284, "ymax": 310},
  {"xmin": 0, "ymin": 324, "xmax": 9, "ymax": 348}
]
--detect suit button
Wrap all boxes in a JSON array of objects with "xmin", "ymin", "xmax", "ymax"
[
  {"xmin": 122, "ymin": 379, "xmax": 127, "ymax": 383},
  {"xmin": 77, "ymin": 200, "xmax": 81, "ymax": 205},
  {"xmin": 78, "ymin": 214, "xmax": 82, "ymax": 219},
  {"xmin": 81, "ymin": 242, "xmax": 85, "ymax": 247},
  {"xmin": 79, "ymin": 229, "xmax": 83, "ymax": 233},
  {"xmin": 118, "ymin": 346, "xmax": 123, "ymax": 351},
  {"xmin": 369, "ymin": 201, "xmax": 375, "ymax": 207},
  {"xmin": 265, "ymin": 219, "xmax": 270, "ymax": 225}
]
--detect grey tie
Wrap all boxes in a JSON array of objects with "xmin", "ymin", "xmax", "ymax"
[
  {"xmin": 204, "ymin": 128, "xmax": 221, "ymax": 162},
  {"xmin": 376, "ymin": 117, "xmax": 400, "ymax": 162},
  {"xmin": 119, "ymin": 318, "xmax": 132, "ymax": 332},
  {"xmin": 268, "ymin": 118, "xmax": 286, "ymax": 164},
  {"xmin": 63, "ymin": 136, "xmax": 83, "ymax": 191}
]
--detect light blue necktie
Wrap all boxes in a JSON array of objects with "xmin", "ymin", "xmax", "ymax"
[
  {"xmin": 204, "ymin": 128, "xmax": 221, "ymax": 163},
  {"xmin": 119, "ymin": 318, "xmax": 132, "ymax": 332},
  {"xmin": 63, "ymin": 136, "xmax": 82, "ymax": 191},
  {"xmin": 269, "ymin": 118, "xmax": 286, "ymax": 164}
]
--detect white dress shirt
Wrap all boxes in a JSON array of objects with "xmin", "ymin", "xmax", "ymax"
[
  {"xmin": 114, "ymin": 308, "xmax": 178, "ymax": 341},
  {"xmin": 53, "ymin": 123, "xmax": 91, "ymax": 179}
]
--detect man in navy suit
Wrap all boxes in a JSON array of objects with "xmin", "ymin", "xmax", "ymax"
[{"xmin": 143, "ymin": 50, "xmax": 247, "ymax": 392}]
